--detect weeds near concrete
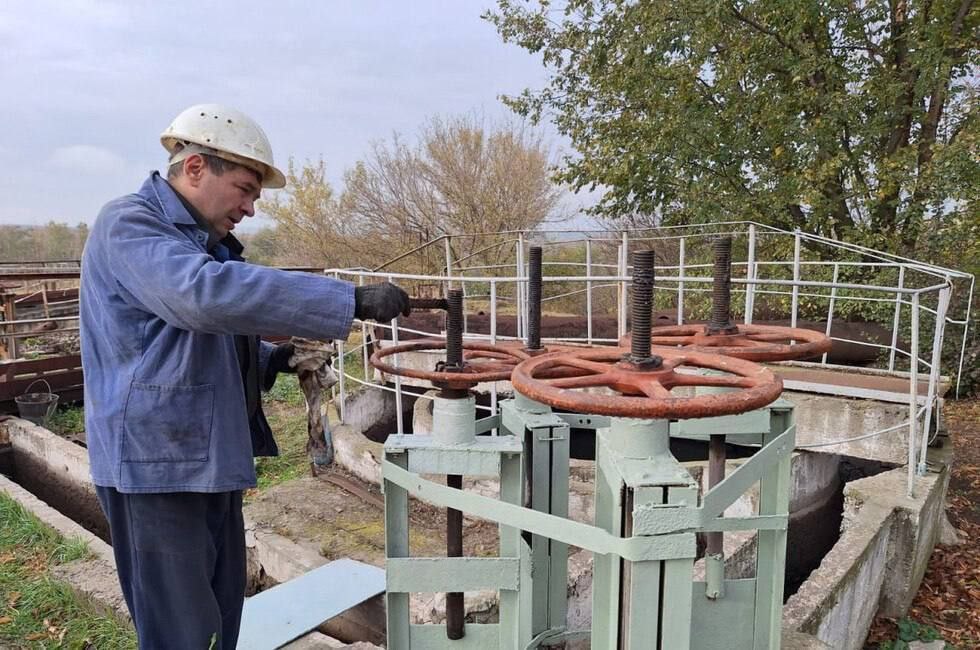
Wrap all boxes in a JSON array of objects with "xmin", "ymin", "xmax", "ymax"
[
  {"xmin": 45, "ymin": 405, "xmax": 85, "ymax": 437},
  {"xmin": 0, "ymin": 492, "xmax": 136, "ymax": 648},
  {"xmin": 876, "ymin": 618, "xmax": 951, "ymax": 649}
]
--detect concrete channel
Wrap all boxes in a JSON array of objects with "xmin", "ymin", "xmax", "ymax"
[{"xmin": 0, "ymin": 368, "xmax": 952, "ymax": 649}]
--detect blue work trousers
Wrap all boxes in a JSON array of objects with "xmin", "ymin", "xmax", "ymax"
[{"xmin": 96, "ymin": 487, "xmax": 246, "ymax": 649}]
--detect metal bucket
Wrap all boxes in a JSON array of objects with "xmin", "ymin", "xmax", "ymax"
[{"xmin": 14, "ymin": 379, "xmax": 59, "ymax": 427}]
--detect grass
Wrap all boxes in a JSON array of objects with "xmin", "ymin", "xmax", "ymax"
[
  {"xmin": 45, "ymin": 405, "xmax": 84, "ymax": 437},
  {"xmin": 0, "ymin": 492, "xmax": 136, "ymax": 649},
  {"xmin": 252, "ymin": 376, "xmax": 312, "ymax": 494}
]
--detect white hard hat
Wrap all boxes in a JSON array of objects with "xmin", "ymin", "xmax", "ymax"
[{"xmin": 161, "ymin": 104, "xmax": 286, "ymax": 189}]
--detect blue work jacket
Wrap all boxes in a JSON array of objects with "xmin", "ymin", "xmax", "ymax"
[{"xmin": 80, "ymin": 172, "xmax": 354, "ymax": 493}]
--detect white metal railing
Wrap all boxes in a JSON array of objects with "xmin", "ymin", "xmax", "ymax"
[{"xmin": 332, "ymin": 222, "xmax": 972, "ymax": 499}]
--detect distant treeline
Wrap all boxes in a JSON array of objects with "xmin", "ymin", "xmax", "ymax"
[{"xmin": 0, "ymin": 223, "xmax": 89, "ymax": 263}]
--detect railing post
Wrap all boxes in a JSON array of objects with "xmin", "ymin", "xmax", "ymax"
[
  {"xmin": 889, "ymin": 266, "xmax": 906, "ymax": 371},
  {"xmin": 444, "ymin": 235, "xmax": 453, "ymax": 290},
  {"xmin": 677, "ymin": 237, "xmax": 685, "ymax": 325},
  {"xmin": 745, "ymin": 225, "xmax": 756, "ymax": 324},
  {"xmin": 955, "ymin": 275, "xmax": 974, "ymax": 399},
  {"xmin": 822, "ymin": 263, "xmax": 839, "ymax": 365},
  {"xmin": 919, "ymin": 284, "xmax": 951, "ymax": 474},
  {"xmin": 336, "ymin": 339, "xmax": 346, "ymax": 422},
  {"xmin": 517, "ymin": 233, "xmax": 526, "ymax": 341},
  {"xmin": 791, "ymin": 230, "xmax": 801, "ymax": 329},
  {"xmin": 586, "ymin": 238, "xmax": 594, "ymax": 345},
  {"xmin": 907, "ymin": 292, "xmax": 920, "ymax": 498},
  {"xmin": 619, "ymin": 232, "xmax": 629, "ymax": 338}
]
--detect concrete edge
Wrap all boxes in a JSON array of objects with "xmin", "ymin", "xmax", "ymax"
[{"xmin": 0, "ymin": 471, "xmax": 113, "ymax": 565}]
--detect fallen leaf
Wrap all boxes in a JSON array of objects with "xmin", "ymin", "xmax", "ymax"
[{"xmin": 0, "ymin": 616, "xmax": 12, "ymax": 625}]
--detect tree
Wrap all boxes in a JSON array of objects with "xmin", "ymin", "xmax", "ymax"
[
  {"xmin": 341, "ymin": 115, "xmax": 566, "ymax": 272},
  {"xmin": 487, "ymin": 1, "xmax": 978, "ymax": 253},
  {"xmin": 258, "ymin": 159, "xmax": 365, "ymax": 268}
]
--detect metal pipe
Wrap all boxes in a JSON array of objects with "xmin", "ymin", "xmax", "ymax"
[
  {"xmin": 677, "ymin": 238, "xmax": 685, "ymax": 325},
  {"xmin": 586, "ymin": 239, "xmax": 594, "ymax": 345},
  {"xmin": 822, "ymin": 263, "xmax": 840, "ymax": 365},
  {"xmin": 791, "ymin": 230, "xmax": 801, "ymax": 329},
  {"xmin": 889, "ymin": 266, "xmax": 906, "ymax": 371},
  {"xmin": 919, "ymin": 285, "xmax": 951, "ymax": 473},
  {"xmin": 619, "ymin": 232, "xmax": 629, "ymax": 338},
  {"xmin": 446, "ymin": 473, "xmax": 465, "ymax": 640},
  {"xmin": 745, "ymin": 225, "xmax": 756, "ymax": 324},
  {"xmin": 907, "ymin": 293, "xmax": 920, "ymax": 498}
]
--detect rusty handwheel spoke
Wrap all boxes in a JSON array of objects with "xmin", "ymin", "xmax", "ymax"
[
  {"xmin": 557, "ymin": 356, "xmax": 619, "ymax": 375},
  {"xmin": 743, "ymin": 331, "xmax": 802, "ymax": 343},
  {"xmin": 635, "ymin": 377, "xmax": 674, "ymax": 399},
  {"xmin": 667, "ymin": 372, "xmax": 758, "ymax": 389},
  {"xmin": 548, "ymin": 373, "xmax": 614, "ymax": 390},
  {"xmin": 649, "ymin": 334, "xmax": 700, "ymax": 346}
]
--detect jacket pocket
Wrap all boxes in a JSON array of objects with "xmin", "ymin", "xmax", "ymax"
[{"xmin": 121, "ymin": 382, "xmax": 214, "ymax": 462}]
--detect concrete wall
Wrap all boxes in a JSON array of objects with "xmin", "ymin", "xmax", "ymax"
[
  {"xmin": 0, "ymin": 417, "xmax": 385, "ymax": 647},
  {"xmin": 784, "ymin": 392, "xmax": 909, "ymax": 464},
  {"xmin": 783, "ymin": 467, "xmax": 947, "ymax": 650}
]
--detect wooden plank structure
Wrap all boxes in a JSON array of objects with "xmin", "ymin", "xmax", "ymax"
[{"xmin": 0, "ymin": 355, "xmax": 83, "ymax": 412}]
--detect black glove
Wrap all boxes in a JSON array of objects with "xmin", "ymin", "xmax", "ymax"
[
  {"xmin": 268, "ymin": 342, "xmax": 296, "ymax": 375},
  {"xmin": 354, "ymin": 282, "xmax": 411, "ymax": 322}
]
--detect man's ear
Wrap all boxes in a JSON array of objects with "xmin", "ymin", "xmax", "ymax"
[{"xmin": 183, "ymin": 154, "xmax": 207, "ymax": 186}]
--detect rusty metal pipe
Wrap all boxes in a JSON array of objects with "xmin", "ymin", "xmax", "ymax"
[
  {"xmin": 446, "ymin": 473, "xmax": 465, "ymax": 639},
  {"xmin": 443, "ymin": 288, "xmax": 466, "ymax": 639},
  {"xmin": 706, "ymin": 434, "xmax": 727, "ymax": 557}
]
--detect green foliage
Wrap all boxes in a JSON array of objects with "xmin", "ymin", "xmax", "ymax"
[
  {"xmin": 486, "ymin": 1, "xmax": 979, "ymax": 256},
  {"xmin": 0, "ymin": 222, "xmax": 89, "ymax": 262},
  {"xmin": 877, "ymin": 617, "xmax": 950, "ymax": 649},
  {"xmin": 0, "ymin": 492, "xmax": 136, "ymax": 648},
  {"xmin": 46, "ymin": 405, "xmax": 85, "ymax": 437},
  {"xmin": 264, "ymin": 374, "xmax": 305, "ymax": 407}
]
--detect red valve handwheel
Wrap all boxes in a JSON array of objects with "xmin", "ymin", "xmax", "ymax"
[
  {"xmin": 511, "ymin": 348, "xmax": 783, "ymax": 419},
  {"xmin": 619, "ymin": 324, "xmax": 831, "ymax": 362}
]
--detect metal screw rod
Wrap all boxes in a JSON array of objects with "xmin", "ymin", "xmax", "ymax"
[
  {"xmin": 527, "ymin": 246, "xmax": 543, "ymax": 351},
  {"xmin": 629, "ymin": 250, "xmax": 659, "ymax": 365},
  {"xmin": 707, "ymin": 236, "xmax": 736, "ymax": 334}
]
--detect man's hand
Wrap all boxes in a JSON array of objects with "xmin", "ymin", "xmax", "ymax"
[
  {"xmin": 354, "ymin": 283, "xmax": 411, "ymax": 322},
  {"xmin": 268, "ymin": 342, "xmax": 296, "ymax": 376}
]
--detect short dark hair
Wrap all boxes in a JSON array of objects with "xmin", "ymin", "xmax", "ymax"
[{"xmin": 167, "ymin": 152, "xmax": 261, "ymax": 185}]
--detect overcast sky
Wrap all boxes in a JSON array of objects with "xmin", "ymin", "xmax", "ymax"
[{"xmin": 1, "ymin": 1, "xmax": 589, "ymax": 230}]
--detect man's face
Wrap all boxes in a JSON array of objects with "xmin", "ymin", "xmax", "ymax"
[{"xmin": 194, "ymin": 164, "xmax": 262, "ymax": 238}]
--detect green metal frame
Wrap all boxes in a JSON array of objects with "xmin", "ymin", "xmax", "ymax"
[{"xmin": 381, "ymin": 397, "xmax": 795, "ymax": 649}]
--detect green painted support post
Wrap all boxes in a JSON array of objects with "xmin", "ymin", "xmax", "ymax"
[
  {"xmin": 498, "ymin": 449, "xmax": 526, "ymax": 649},
  {"xmin": 754, "ymin": 407, "xmax": 793, "ymax": 649},
  {"xmin": 624, "ymin": 485, "xmax": 665, "ymax": 649},
  {"xmin": 384, "ymin": 451, "xmax": 411, "ymax": 649},
  {"xmin": 591, "ymin": 443, "xmax": 625, "ymax": 648},
  {"xmin": 661, "ymin": 485, "xmax": 698, "ymax": 648}
]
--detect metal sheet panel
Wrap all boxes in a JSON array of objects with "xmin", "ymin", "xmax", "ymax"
[
  {"xmin": 238, "ymin": 559, "xmax": 385, "ymax": 650},
  {"xmin": 690, "ymin": 579, "xmax": 757, "ymax": 650}
]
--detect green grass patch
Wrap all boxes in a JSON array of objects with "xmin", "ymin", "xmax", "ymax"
[
  {"xmin": 877, "ymin": 618, "xmax": 951, "ymax": 649},
  {"xmin": 0, "ymin": 492, "xmax": 136, "ymax": 649},
  {"xmin": 252, "ymin": 401, "xmax": 312, "ymax": 494},
  {"xmin": 45, "ymin": 405, "xmax": 85, "ymax": 437}
]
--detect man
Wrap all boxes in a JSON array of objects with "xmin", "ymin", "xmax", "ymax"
[{"xmin": 79, "ymin": 104, "xmax": 410, "ymax": 649}]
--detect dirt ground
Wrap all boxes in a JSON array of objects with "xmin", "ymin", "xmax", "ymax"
[
  {"xmin": 244, "ymin": 466, "xmax": 501, "ymax": 567},
  {"xmin": 865, "ymin": 398, "xmax": 980, "ymax": 649}
]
